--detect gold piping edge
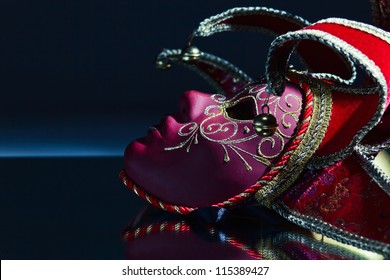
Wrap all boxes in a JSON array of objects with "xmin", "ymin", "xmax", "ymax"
[{"xmin": 255, "ymin": 74, "xmax": 333, "ymax": 207}]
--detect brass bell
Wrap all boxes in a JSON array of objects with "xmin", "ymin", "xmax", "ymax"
[
  {"xmin": 253, "ymin": 105, "xmax": 278, "ymax": 136},
  {"xmin": 181, "ymin": 45, "xmax": 201, "ymax": 62}
]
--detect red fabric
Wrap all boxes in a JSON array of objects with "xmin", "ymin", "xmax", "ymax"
[
  {"xmin": 308, "ymin": 23, "xmax": 390, "ymax": 107},
  {"xmin": 300, "ymin": 23, "xmax": 390, "ymax": 155},
  {"xmin": 316, "ymin": 92, "xmax": 379, "ymax": 155},
  {"xmin": 281, "ymin": 157, "xmax": 390, "ymax": 244}
]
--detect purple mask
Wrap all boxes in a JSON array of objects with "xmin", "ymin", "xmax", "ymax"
[{"xmin": 124, "ymin": 81, "xmax": 303, "ymax": 207}]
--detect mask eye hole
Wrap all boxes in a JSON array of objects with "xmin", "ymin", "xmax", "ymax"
[{"xmin": 226, "ymin": 97, "xmax": 258, "ymax": 120}]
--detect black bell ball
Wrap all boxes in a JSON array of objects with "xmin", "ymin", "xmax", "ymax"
[{"xmin": 253, "ymin": 113, "xmax": 278, "ymax": 137}]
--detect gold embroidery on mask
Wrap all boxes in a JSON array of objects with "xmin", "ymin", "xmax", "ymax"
[{"xmin": 165, "ymin": 84, "xmax": 302, "ymax": 171}]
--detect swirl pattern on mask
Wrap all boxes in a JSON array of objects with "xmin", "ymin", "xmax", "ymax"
[{"xmin": 165, "ymin": 84, "xmax": 302, "ymax": 171}]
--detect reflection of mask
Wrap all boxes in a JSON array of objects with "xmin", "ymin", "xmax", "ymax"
[
  {"xmin": 122, "ymin": 206, "xmax": 383, "ymax": 260},
  {"xmin": 125, "ymin": 81, "xmax": 302, "ymax": 207}
]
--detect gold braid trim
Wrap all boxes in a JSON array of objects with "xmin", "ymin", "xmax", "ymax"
[{"xmin": 255, "ymin": 75, "xmax": 333, "ymax": 206}]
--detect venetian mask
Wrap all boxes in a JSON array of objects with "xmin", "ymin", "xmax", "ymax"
[
  {"xmin": 124, "ymin": 81, "xmax": 303, "ymax": 208},
  {"xmin": 121, "ymin": 6, "xmax": 390, "ymax": 257}
]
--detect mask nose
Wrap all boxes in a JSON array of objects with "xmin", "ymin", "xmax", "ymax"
[{"xmin": 179, "ymin": 90, "xmax": 215, "ymax": 122}]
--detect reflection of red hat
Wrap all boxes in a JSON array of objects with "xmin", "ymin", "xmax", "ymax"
[
  {"xmin": 120, "ymin": 7, "xmax": 390, "ymax": 255},
  {"xmin": 122, "ymin": 206, "xmax": 383, "ymax": 259}
]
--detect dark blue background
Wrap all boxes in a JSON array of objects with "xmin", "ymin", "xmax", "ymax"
[{"xmin": 0, "ymin": 0, "xmax": 372, "ymax": 156}]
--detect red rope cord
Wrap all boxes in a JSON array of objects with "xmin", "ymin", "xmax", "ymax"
[{"xmin": 120, "ymin": 82, "xmax": 314, "ymax": 215}]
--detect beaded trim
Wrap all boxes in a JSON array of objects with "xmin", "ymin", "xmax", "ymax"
[
  {"xmin": 272, "ymin": 201, "xmax": 390, "ymax": 257},
  {"xmin": 194, "ymin": 7, "xmax": 310, "ymax": 37},
  {"xmin": 308, "ymin": 68, "xmax": 357, "ymax": 86},
  {"xmin": 155, "ymin": 7, "xmax": 312, "ymax": 96},
  {"xmin": 316, "ymin": 18, "xmax": 390, "ymax": 88},
  {"xmin": 156, "ymin": 48, "xmax": 252, "ymax": 95},
  {"xmin": 316, "ymin": 17, "xmax": 390, "ymax": 44},
  {"xmin": 356, "ymin": 139, "xmax": 390, "ymax": 154},
  {"xmin": 193, "ymin": 8, "xmax": 356, "ymax": 87},
  {"xmin": 312, "ymin": 17, "xmax": 390, "ymax": 89},
  {"xmin": 266, "ymin": 27, "xmax": 387, "ymax": 168},
  {"xmin": 355, "ymin": 143, "xmax": 390, "ymax": 195}
]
